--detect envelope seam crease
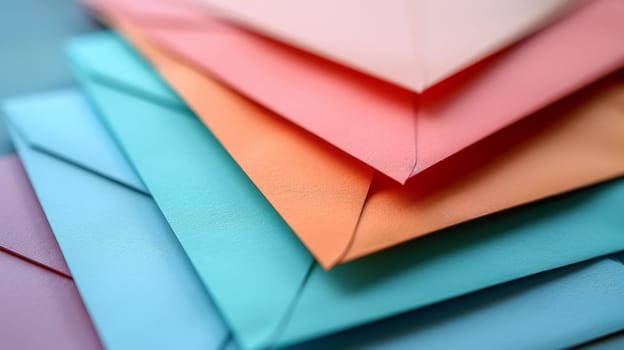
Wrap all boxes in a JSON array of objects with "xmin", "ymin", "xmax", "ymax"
[
  {"xmin": 0, "ymin": 245, "xmax": 72, "ymax": 279},
  {"xmin": 7, "ymin": 118, "xmax": 151, "ymax": 197},
  {"xmin": 263, "ymin": 261, "xmax": 316, "ymax": 349},
  {"xmin": 330, "ymin": 177, "xmax": 377, "ymax": 267},
  {"xmin": 215, "ymin": 332, "xmax": 233, "ymax": 350},
  {"xmin": 32, "ymin": 144, "xmax": 150, "ymax": 197}
]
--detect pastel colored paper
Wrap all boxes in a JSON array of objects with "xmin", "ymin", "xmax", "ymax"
[
  {"xmin": 0, "ymin": 154, "xmax": 101, "ymax": 350},
  {"xmin": 68, "ymin": 32, "xmax": 624, "ymax": 350},
  {"xmin": 0, "ymin": 155, "xmax": 69, "ymax": 276},
  {"xmin": 196, "ymin": 0, "xmax": 575, "ymax": 92},
  {"xmin": 106, "ymin": 19, "xmax": 624, "ymax": 268},
  {"xmin": 85, "ymin": 0, "xmax": 624, "ymax": 183},
  {"xmin": 4, "ymin": 88, "xmax": 624, "ymax": 350},
  {"xmin": 4, "ymin": 90, "xmax": 229, "ymax": 350},
  {"xmin": 302, "ymin": 256, "xmax": 624, "ymax": 350},
  {"xmin": 0, "ymin": 250, "xmax": 102, "ymax": 350}
]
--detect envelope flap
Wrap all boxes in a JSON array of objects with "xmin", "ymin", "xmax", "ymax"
[
  {"xmin": 412, "ymin": 0, "xmax": 624, "ymax": 176},
  {"xmin": 4, "ymin": 90, "xmax": 146, "ymax": 193},
  {"xmin": 96, "ymin": 0, "xmax": 624, "ymax": 183},
  {"xmin": 87, "ymin": 81, "xmax": 314, "ymax": 350},
  {"xmin": 118, "ymin": 21, "xmax": 380, "ymax": 269},
  {"xmin": 343, "ymin": 78, "xmax": 624, "ymax": 261},
  {"xmin": 417, "ymin": 0, "xmax": 577, "ymax": 88},
  {"xmin": 118, "ymin": 15, "xmax": 624, "ymax": 267},
  {"xmin": 66, "ymin": 32, "xmax": 185, "ymax": 110},
  {"xmin": 68, "ymin": 39, "xmax": 317, "ymax": 349},
  {"xmin": 276, "ymin": 179, "xmax": 624, "ymax": 346},
  {"xmin": 202, "ymin": 0, "xmax": 423, "ymax": 91},
  {"xmin": 0, "ymin": 154, "xmax": 70, "ymax": 276},
  {"xmin": 200, "ymin": 0, "xmax": 575, "ymax": 92},
  {"xmin": 88, "ymin": 0, "xmax": 420, "ymax": 183},
  {"xmin": 6, "ymin": 91, "xmax": 229, "ymax": 349}
]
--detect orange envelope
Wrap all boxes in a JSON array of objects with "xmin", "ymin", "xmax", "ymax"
[
  {"xmin": 84, "ymin": 0, "xmax": 624, "ymax": 184},
  {"xmin": 100, "ymin": 16, "xmax": 624, "ymax": 269}
]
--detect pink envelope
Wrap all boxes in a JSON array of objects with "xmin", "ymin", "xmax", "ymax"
[
  {"xmin": 197, "ymin": 0, "xmax": 577, "ymax": 92},
  {"xmin": 86, "ymin": 0, "xmax": 624, "ymax": 183},
  {"xmin": 0, "ymin": 154, "xmax": 101, "ymax": 349}
]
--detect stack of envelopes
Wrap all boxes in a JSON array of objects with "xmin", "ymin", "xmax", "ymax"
[{"xmin": 3, "ymin": 0, "xmax": 624, "ymax": 349}]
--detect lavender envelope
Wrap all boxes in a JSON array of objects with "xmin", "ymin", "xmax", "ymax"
[
  {"xmin": 0, "ymin": 154, "xmax": 102, "ymax": 350},
  {"xmin": 0, "ymin": 154, "xmax": 69, "ymax": 276}
]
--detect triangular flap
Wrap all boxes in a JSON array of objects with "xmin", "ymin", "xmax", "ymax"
[
  {"xmin": 199, "ymin": 0, "xmax": 422, "ymax": 91},
  {"xmin": 0, "ymin": 154, "xmax": 70, "ymax": 277},
  {"xmin": 345, "ymin": 77, "xmax": 624, "ymax": 262},
  {"xmin": 410, "ymin": 0, "xmax": 624, "ymax": 177},
  {"xmin": 199, "ymin": 0, "xmax": 574, "ymax": 92},
  {"xmin": 8, "ymin": 92, "xmax": 229, "ymax": 349},
  {"xmin": 119, "ymin": 21, "xmax": 379, "ymax": 269},
  {"xmin": 420, "ymin": 0, "xmax": 577, "ymax": 89},
  {"xmin": 92, "ymin": 0, "xmax": 420, "ymax": 183},
  {"xmin": 88, "ymin": 80, "xmax": 315, "ymax": 350},
  {"xmin": 72, "ymin": 35, "xmax": 319, "ymax": 348},
  {"xmin": 4, "ymin": 90, "xmax": 146, "ymax": 193}
]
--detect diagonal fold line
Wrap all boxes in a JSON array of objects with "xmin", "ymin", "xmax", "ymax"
[
  {"xmin": 402, "ymin": 0, "xmax": 423, "ymax": 180},
  {"xmin": 6, "ymin": 120, "xmax": 150, "ymax": 198},
  {"xmin": 215, "ymin": 332, "xmax": 233, "ymax": 350},
  {"xmin": 0, "ymin": 245, "xmax": 72, "ymax": 280},
  {"xmin": 611, "ymin": 253, "xmax": 624, "ymax": 266},
  {"xmin": 262, "ymin": 261, "xmax": 317, "ymax": 349},
  {"xmin": 329, "ymin": 175, "xmax": 378, "ymax": 268}
]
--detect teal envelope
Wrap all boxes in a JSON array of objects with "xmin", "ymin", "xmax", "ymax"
[
  {"xmin": 297, "ymin": 255, "xmax": 624, "ymax": 350},
  {"xmin": 67, "ymin": 32, "xmax": 624, "ymax": 350},
  {"xmin": 3, "ymin": 90, "xmax": 230, "ymax": 350},
  {"xmin": 5, "ymin": 88, "xmax": 624, "ymax": 350}
]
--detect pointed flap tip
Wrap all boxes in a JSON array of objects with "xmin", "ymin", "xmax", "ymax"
[{"xmin": 4, "ymin": 89, "xmax": 148, "ymax": 194}]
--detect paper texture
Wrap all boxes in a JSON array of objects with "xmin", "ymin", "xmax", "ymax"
[
  {"xmin": 86, "ymin": 0, "xmax": 624, "ymax": 183},
  {"xmin": 109, "ymin": 19, "xmax": 624, "ymax": 267},
  {"xmin": 4, "ymin": 90, "xmax": 229, "ymax": 350},
  {"xmin": 0, "ymin": 155, "xmax": 69, "ymax": 275},
  {"xmin": 197, "ymin": 0, "xmax": 575, "ymax": 92},
  {"xmin": 67, "ymin": 32, "xmax": 624, "ymax": 349},
  {"xmin": 0, "ymin": 154, "xmax": 101, "ymax": 350}
]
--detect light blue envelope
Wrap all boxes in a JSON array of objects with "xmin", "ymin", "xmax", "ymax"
[
  {"xmin": 3, "ymin": 90, "xmax": 230, "ymax": 350},
  {"xmin": 68, "ymin": 32, "xmax": 624, "ymax": 350},
  {"xmin": 5, "ymin": 88, "xmax": 624, "ymax": 350}
]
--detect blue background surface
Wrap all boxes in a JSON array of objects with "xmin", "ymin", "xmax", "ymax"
[{"xmin": 0, "ymin": 0, "xmax": 99, "ymax": 155}]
